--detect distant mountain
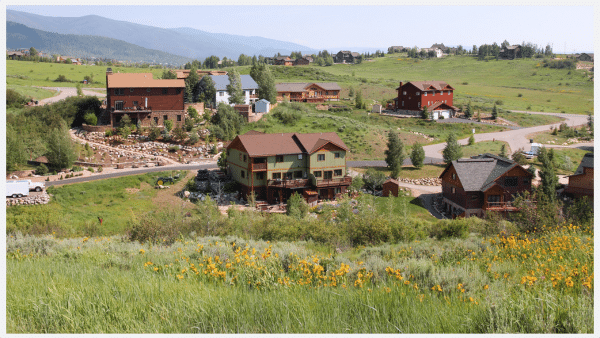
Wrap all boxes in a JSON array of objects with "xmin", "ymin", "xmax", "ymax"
[
  {"xmin": 7, "ymin": 9, "xmax": 317, "ymax": 60},
  {"xmin": 7, "ymin": 21, "xmax": 192, "ymax": 65}
]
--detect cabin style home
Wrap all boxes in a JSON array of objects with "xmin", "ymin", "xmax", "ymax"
[
  {"xmin": 105, "ymin": 68, "xmax": 186, "ymax": 128},
  {"xmin": 226, "ymin": 131, "xmax": 352, "ymax": 205},
  {"xmin": 275, "ymin": 83, "xmax": 341, "ymax": 102},
  {"xmin": 273, "ymin": 56, "xmax": 294, "ymax": 66},
  {"xmin": 333, "ymin": 51, "xmax": 361, "ymax": 64},
  {"xmin": 174, "ymin": 69, "xmax": 227, "ymax": 79},
  {"xmin": 564, "ymin": 153, "xmax": 593, "ymax": 200},
  {"xmin": 439, "ymin": 153, "xmax": 533, "ymax": 218},
  {"xmin": 394, "ymin": 81, "xmax": 458, "ymax": 119},
  {"xmin": 499, "ymin": 45, "xmax": 521, "ymax": 59}
]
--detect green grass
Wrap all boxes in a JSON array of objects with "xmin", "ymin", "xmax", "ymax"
[
  {"xmin": 373, "ymin": 194, "xmax": 436, "ymax": 221},
  {"xmin": 526, "ymin": 128, "xmax": 593, "ymax": 146},
  {"xmin": 5, "ymin": 171, "xmax": 184, "ymax": 236},
  {"xmin": 461, "ymin": 141, "xmax": 511, "ymax": 158},
  {"xmin": 351, "ymin": 164, "xmax": 445, "ymax": 180},
  {"xmin": 499, "ymin": 112, "xmax": 565, "ymax": 127},
  {"xmin": 6, "ymin": 60, "xmax": 165, "ymax": 88},
  {"xmin": 7, "ymin": 225, "xmax": 593, "ymax": 333},
  {"xmin": 528, "ymin": 148, "xmax": 591, "ymax": 175},
  {"xmin": 7, "ymin": 85, "xmax": 57, "ymax": 101}
]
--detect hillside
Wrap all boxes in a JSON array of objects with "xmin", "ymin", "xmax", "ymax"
[
  {"xmin": 7, "ymin": 9, "xmax": 316, "ymax": 60},
  {"xmin": 7, "ymin": 22, "xmax": 192, "ymax": 65}
]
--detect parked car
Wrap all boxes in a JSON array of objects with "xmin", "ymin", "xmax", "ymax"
[{"xmin": 20, "ymin": 179, "xmax": 45, "ymax": 192}]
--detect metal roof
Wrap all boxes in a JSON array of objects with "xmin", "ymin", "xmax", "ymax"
[{"xmin": 209, "ymin": 75, "xmax": 258, "ymax": 91}]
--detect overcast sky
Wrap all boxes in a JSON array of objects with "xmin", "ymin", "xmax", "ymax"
[{"xmin": 5, "ymin": 3, "xmax": 596, "ymax": 53}]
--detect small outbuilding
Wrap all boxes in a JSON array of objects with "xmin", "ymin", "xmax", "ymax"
[
  {"xmin": 254, "ymin": 99, "xmax": 271, "ymax": 113},
  {"xmin": 382, "ymin": 178, "xmax": 400, "ymax": 197},
  {"xmin": 372, "ymin": 104, "xmax": 382, "ymax": 113}
]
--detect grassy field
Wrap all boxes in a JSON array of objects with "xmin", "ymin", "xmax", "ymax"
[
  {"xmin": 498, "ymin": 111, "xmax": 565, "ymax": 127},
  {"xmin": 6, "ymin": 171, "xmax": 186, "ymax": 236},
  {"xmin": 351, "ymin": 164, "xmax": 445, "ymax": 180},
  {"xmin": 461, "ymin": 140, "xmax": 511, "ymax": 158},
  {"xmin": 526, "ymin": 148, "xmax": 591, "ymax": 175},
  {"xmin": 7, "ymin": 84, "xmax": 57, "ymax": 101},
  {"xmin": 7, "ymin": 223, "xmax": 593, "ymax": 333}
]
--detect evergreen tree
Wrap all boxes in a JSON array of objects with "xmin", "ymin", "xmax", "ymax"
[
  {"xmin": 355, "ymin": 90, "xmax": 363, "ymax": 109},
  {"xmin": 442, "ymin": 133, "xmax": 462, "ymax": 164},
  {"xmin": 410, "ymin": 142, "xmax": 425, "ymax": 168},
  {"xmin": 161, "ymin": 69, "xmax": 177, "ymax": 79},
  {"xmin": 198, "ymin": 75, "xmax": 217, "ymax": 107},
  {"xmin": 421, "ymin": 106, "xmax": 429, "ymax": 119},
  {"xmin": 464, "ymin": 102, "xmax": 473, "ymax": 118},
  {"xmin": 492, "ymin": 103, "xmax": 498, "ymax": 120},
  {"xmin": 468, "ymin": 133, "xmax": 475, "ymax": 146},
  {"xmin": 227, "ymin": 69, "xmax": 244, "ymax": 105},
  {"xmin": 587, "ymin": 113, "xmax": 593, "ymax": 131},
  {"xmin": 539, "ymin": 148, "xmax": 558, "ymax": 203},
  {"xmin": 499, "ymin": 144, "xmax": 507, "ymax": 158},
  {"xmin": 185, "ymin": 65, "xmax": 199, "ymax": 103},
  {"xmin": 385, "ymin": 130, "xmax": 404, "ymax": 178}
]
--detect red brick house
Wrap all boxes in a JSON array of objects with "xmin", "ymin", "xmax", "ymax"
[
  {"xmin": 275, "ymin": 83, "xmax": 341, "ymax": 102},
  {"xmin": 106, "ymin": 68, "xmax": 186, "ymax": 128},
  {"xmin": 394, "ymin": 81, "xmax": 458, "ymax": 118},
  {"xmin": 439, "ymin": 153, "xmax": 533, "ymax": 218},
  {"xmin": 564, "ymin": 153, "xmax": 593, "ymax": 200}
]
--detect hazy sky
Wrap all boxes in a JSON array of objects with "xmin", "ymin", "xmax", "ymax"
[{"xmin": 6, "ymin": 3, "xmax": 596, "ymax": 52}]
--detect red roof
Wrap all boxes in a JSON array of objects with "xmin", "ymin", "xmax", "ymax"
[{"xmin": 107, "ymin": 73, "xmax": 184, "ymax": 88}]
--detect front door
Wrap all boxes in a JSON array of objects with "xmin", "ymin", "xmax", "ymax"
[
  {"xmin": 115, "ymin": 101, "xmax": 124, "ymax": 110},
  {"xmin": 324, "ymin": 171, "xmax": 333, "ymax": 180}
]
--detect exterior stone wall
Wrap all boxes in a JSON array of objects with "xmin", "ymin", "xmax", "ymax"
[{"xmin": 7, "ymin": 193, "xmax": 50, "ymax": 207}]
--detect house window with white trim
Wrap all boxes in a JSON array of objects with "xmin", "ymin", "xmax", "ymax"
[
  {"xmin": 219, "ymin": 91, "xmax": 224, "ymax": 96},
  {"xmin": 424, "ymin": 92, "xmax": 427, "ymax": 96}
]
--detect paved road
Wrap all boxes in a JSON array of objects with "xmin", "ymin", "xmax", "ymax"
[
  {"xmin": 37, "ymin": 87, "xmax": 106, "ymax": 105},
  {"xmin": 423, "ymin": 112, "xmax": 591, "ymax": 161},
  {"xmin": 46, "ymin": 163, "xmax": 218, "ymax": 187},
  {"xmin": 437, "ymin": 117, "xmax": 523, "ymax": 130}
]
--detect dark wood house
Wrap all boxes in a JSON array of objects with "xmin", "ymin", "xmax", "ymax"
[
  {"xmin": 274, "ymin": 56, "xmax": 294, "ymax": 66},
  {"xmin": 564, "ymin": 153, "xmax": 593, "ymax": 200},
  {"xmin": 439, "ymin": 153, "xmax": 533, "ymax": 218},
  {"xmin": 499, "ymin": 45, "xmax": 521, "ymax": 59},
  {"xmin": 333, "ymin": 51, "xmax": 361, "ymax": 64}
]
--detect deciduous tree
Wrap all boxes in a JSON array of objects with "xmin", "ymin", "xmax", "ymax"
[{"xmin": 227, "ymin": 69, "xmax": 244, "ymax": 105}]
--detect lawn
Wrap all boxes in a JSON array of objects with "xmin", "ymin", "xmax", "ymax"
[
  {"xmin": 461, "ymin": 140, "xmax": 511, "ymax": 158},
  {"xmin": 526, "ymin": 128, "xmax": 593, "ymax": 146},
  {"xmin": 5, "ymin": 171, "xmax": 186, "ymax": 236},
  {"xmin": 351, "ymin": 164, "xmax": 445, "ymax": 180},
  {"xmin": 498, "ymin": 111, "xmax": 565, "ymax": 127},
  {"xmin": 7, "ymin": 84, "xmax": 57, "ymax": 101}
]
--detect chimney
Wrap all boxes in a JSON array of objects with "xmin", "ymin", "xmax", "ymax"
[{"xmin": 106, "ymin": 67, "xmax": 112, "ymax": 75}]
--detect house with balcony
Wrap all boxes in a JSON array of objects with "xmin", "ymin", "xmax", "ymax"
[
  {"xmin": 439, "ymin": 153, "xmax": 533, "ymax": 218},
  {"xmin": 564, "ymin": 152, "xmax": 593, "ymax": 200},
  {"xmin": 105, "ymin": 68, "xmax": 186, "ymax": 128},
  {"xmin": 226, "ymin": 131, "xmax": 352, "ymax": 204},
  {"xmin": 275, "ymin": 82, "xmax": 341, "ymax": 102},
  {"xmin": 211, "ymin": 75, "xmax": 259, "ymax": 106},
  {"xmin": 394, "ymin": 81, "xmax": 458, "ymax": 119}
]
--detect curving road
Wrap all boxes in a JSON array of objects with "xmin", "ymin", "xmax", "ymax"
[
  {"xmin": 37, "ymin": 87, "xmax": 106, "ymax": 105},
  {"xmin": 423, "ymin": 112, "xmax": 592, "ymax": 161}
]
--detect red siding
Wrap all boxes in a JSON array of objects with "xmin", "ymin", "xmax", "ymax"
[
  {"xmin": 107, "ymin": 87, "xmax": 184, "ymax": 111},
  {"xmin": 396, "ymin": 83, "xmax": 454, "ymax": 111}
]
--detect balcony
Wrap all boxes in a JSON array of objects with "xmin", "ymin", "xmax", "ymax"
[
  {"xmin": 267, "ymin": 178, "xmax": 310, "ymax": 189},
  {"xmin": 315, "ymin": 176, "xmax": 352, "ymax": 187},
  {"xmin": 252, "ymin": 162, "xmax": 267, "ymax": 171}
]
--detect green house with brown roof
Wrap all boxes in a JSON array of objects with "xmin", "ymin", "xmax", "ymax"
[{"xmin": 226, "ymin": 131, "xmax": 352, "ymax": 204}]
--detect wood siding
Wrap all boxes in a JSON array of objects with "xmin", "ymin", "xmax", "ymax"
[{"xmin": 396, "ymin": 83, "xmax": 454, "ymax": 111}]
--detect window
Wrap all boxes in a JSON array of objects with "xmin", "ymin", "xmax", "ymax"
[
  {"xmin": 162, "ymin": 88, "xmax": 168, "ymax": 95},
  {"xmin": 298, "ymin": 154, "xmax": 303, "ymax": 160},
  {"xmin": 294, "ymin": 171, "xmax": 303, "ymax": 178},
  {"xmin": 424, "ymin": 92, "xmax": 427, "ymax": 96},
  {"xmin": 317, "ymin": 154, "xmax": 325, "ymax": 161},
  {"xmin": 163, "ymin": 115, "xmax": 168, "ymax": 121},
  {"xmin": 335, "ymin": 187, "xmax": 341, "ymax": 194},
  {"xmin": 243, "ymin": 91, "xmax": 246, "ymax": 95},
  {"xmin": 505, "ymin": 177, "xmax": 518, "ymax": 187},
  {"xmin": 241, "ymin": 170, "xmax": 245, "ymax": 179},
  {"xmin": 471, "ymin": 195, "xmax": 478, "ymax": 201},
  {"xmin": 334, "ymin": 169, "xmax": 342, "ymax": 176},
  {"xmin": 523, "ymin": 178, "xmax": 530, "ymax": 185},
  {"xmin": 334, "ymin": 152, "xmax": 341, "ymax": 158},
  {"xmin": 272, "ymin": 172, "xmax": 281, "ymax": 180},
  {"xmin": 114, "ymin": 88, "xmax": 124, "ymax": 95},
  {"xmin": 154, "ymin": 117, "xmax": 159, "ymax": 124},
  {"xmin": 452, "ymin": 173, "xmax": 456, "ymax": 180},
  {"xmin": 403, "ymin": 91, "xmax": 407, "ymax": 95},
  {"xmin": 177, "ymin": 115, "xmax": 182, "ymax": 122},
  {"xmin": 219, "ymin": 91, "xmax": 224, "ymax": 97},
  {"xmin": 402, "ymin": 101, "xmax": 404, "ymax": 107},
  {"xmin": 256, "ymin": 172, "xmax": 264, "ymax": 180},
  {"xmin": 285, "ymin": 172, "xmax": 293, "ymax": 180},
  {"xmin": 324, "ymin": 171, "xmax": 333, "ymax": 179},
  {"xmin": 129, "ymin": 88, "xmax": 134, "ymax": 93},
  {"xmin": 133, "ymin": 101, "xmax": 138, "ymax": 106},
  {"xmin": 176, "ymin": 88, "xmax": 182, "ymax": 94},
  {"xmin": 418, "ymin": 102, "xmax": 421, "ymax": 108},
  {"xmin": 147, "ymin": 88, "xmax": 151, "ymax": 93},
  {"xmin": 314, "ymin": 171, "xmax": 322, "ymax": 178},
  {"xmin": 416, "ymin": 92, "xmax": 420, "ymax": 95},
  {"xmin": 276, "ymin": 155, "xmax": 284, "ymax": 163},
  {"xmin": 243, "ymin": 155, "xmax": 247, "ymax": 162},
  {"xmin": 451, "ymin": 187, "xmax": 456, "ymax": 194},
  {"xmin": 487, "ymin": 195, "xmax": 500, "ymax": 203},
  {"xmin": 115, "ymin": 101, "xmax": 124, "ymax": 110}
]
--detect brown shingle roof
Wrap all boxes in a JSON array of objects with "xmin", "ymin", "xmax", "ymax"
[
  {"xmin": 276, "ymin": 82, "xmax": 342, "ymax": 92},
  {"xmin": 230, "ymin": 131, "xmax": 348, "ymax": 157},
  {"xmin": 397, "ymin": 81, "xmax": 454, "ymax": 91},
  {"xmin": 107, "ymin": 73, "xmax": 184, "ymax": 88}
]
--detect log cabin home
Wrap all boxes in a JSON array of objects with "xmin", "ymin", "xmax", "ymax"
[
  {"xmin": 564, "ymin": 152, "xmax": 593, "ymax": 200},
  {"xmin": 275, "ymin": 82, "xmax": 341, "ymax": 102},
  {"xmin": 226, "ymin": 131, "xmax": 352, "ymax": 205},
  {"xmin": 105, "ymin": 68, "xmax": 186, "ymax": 128},
  {"xmin": 439, "ymin": 153, "xmax": 533, "ymax": 218},
  {"xmin": 394, "ymin": 81, "xmax": 458, "ymax": 119},
  {"xmin": 273, "ymin": 56, "xmax": 294, "ymax": 66}
]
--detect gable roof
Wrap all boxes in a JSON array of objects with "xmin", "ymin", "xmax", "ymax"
[
  {"xmin": 440, "ymin": 153, "xmax": 530, "ymax": 192},
  {"xmin": 228, "ymin": 131, "xmax": 348, "ymax": 157},
  {"xmin": 210, "ymin": 75, "xmax": 258, "ymax": 91},
  {"xmin": 570, "ymin": 152, "xmax": 593, "ymax": 177},
  {"xmin": 275, "ymin": 82, "xmax": 341, "ymax": 92},
  {"xmin": 107, "ymin": 72, "xmax": 184, "ymax": 88},
  {"xmin": 429, "ymin": 102, "xmax": 459, "ymax": 111},
  {"xmin": 396, "ymin": 81, "xmax": 454, "ymax": 91}
]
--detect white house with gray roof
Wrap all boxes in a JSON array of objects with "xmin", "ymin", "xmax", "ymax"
[{"xmin": 210, "ymin": 75, "xmax": 259, "ymax": 106}]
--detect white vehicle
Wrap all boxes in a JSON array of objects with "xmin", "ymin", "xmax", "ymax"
[
  {"xmin": 19, "ymin": 179, "xmax": 45, "ymax": 192},
  {"xmin": 6, "ymin": 181, "xmax": 30, "ymax": 198}
]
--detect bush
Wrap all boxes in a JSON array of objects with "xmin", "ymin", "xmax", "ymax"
[
  {"xmin": 168, "ymin": 145, "xmax": 180, "ymax": 153},
  {"xmin": 35, "ymin": 163, "xmax": 49, "ymax": 175},
  {"xmin": 83, "ymin": 112, "xmax": 97, "ymax": 126},
  {"xmin": 430, "ymin": 219, "xmax": 469, "ymax": 240},
  {"xmin": 105, "ymin": 130, "xmax": 113, "ymax": 137},
  {"xmin": 6, "ymin": 89, "xmax": 29, "ymax": 108},
  {"xmin": 54, "ymin": 74, "xmax": 69, "ymax": 82}
]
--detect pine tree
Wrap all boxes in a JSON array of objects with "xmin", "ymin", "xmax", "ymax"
[
  {"xmin": 227, "ymin": 69, "xmax": 244, "ymax": 105},
  {"xmin": 355, "ymin": 90, "xmax": 363, "ymax": 109},
  {"xmin": 539, "ymin": 147, "xmax": 558, "ymax": 203},
  {"xmin": 410, "ymin": 142, "xmax": 425, "ymax": 168},
  {"xmin": 499, "ymin": 144, "xmax": 507, "ymax": 158},
  {"xmin": 492, "ymin": 103, "xmax": 498, "ymax": 120},
  {"xmin": 421, "ymin": 106, "xmax": 429, "ymax": 119},
  {"xmin": 185, "ymin": 66, "xmax": 199, "ymax": 103},
  {"xmin": 385, "ymin": 130, "xmax": 405, "ymax": 178},
  {"xmin": 464, "ymin": 102, "xmax": 473, "ymax": 119},
  {"xmin": 442, "ymin": 133, "xmax": 463, "ymax": 164},
  {"xmin": 468, "ymin": 134, "xmax": 475, "ymax": 146}
]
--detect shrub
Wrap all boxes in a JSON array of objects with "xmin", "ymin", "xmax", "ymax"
[
  {"xmin": 168, "ymin": 145, "xmax": 180, "ymax": 153},
  {"xmin": 6, "ymin": 89, "xmax": 29, "ymax": 108},
  {"xmin": 430, "ymin": 219, "xmax": 469, "ymax": 240},
  {"xmin": 35, "ymin": 163, "xmax": 49, "ymax": 175},
  {"xmin": 517, "ymin": 93, "xmax": 523, "ymax": 97},
  {"xmin": 105, "ymin": 130, "xmax": 113, "ymax": 137},
  {"xmin": 83, "ymin": 112, "xmax": 97, "ymax": 126},
  {"xmin": 54, "ymin": 74, "xmax": 69, "ymax": 82},
  {"xmin": 286, "ymin": 192, "xmax": 309, "ymax": 219}
]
